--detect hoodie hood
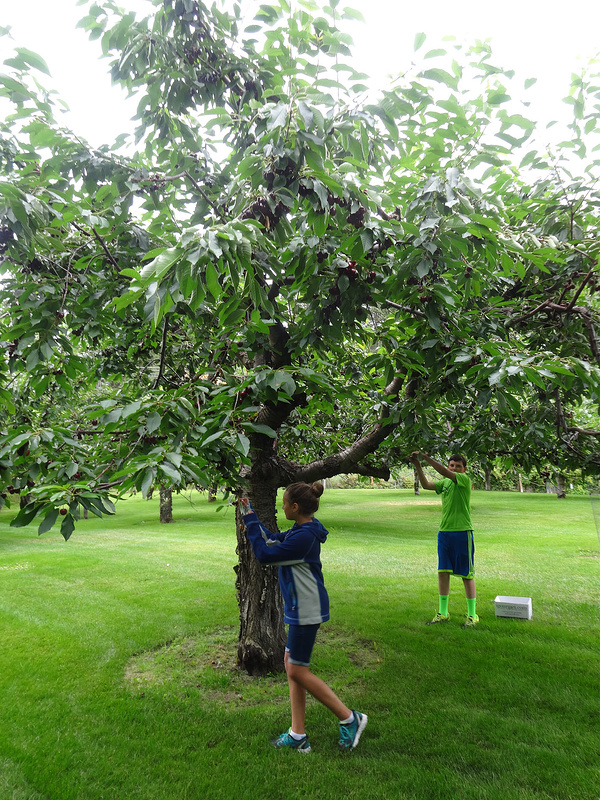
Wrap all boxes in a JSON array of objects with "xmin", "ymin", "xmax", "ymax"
[{"xmin": 299, "ymin": 517, "xmax": 328, "ymax": 543}]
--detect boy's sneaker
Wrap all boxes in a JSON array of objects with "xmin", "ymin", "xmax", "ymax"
[
  {"xmin": 270, "ymin": 728, "xmax": 311, "ymax": 753},
  {"xmin": 426, "ymin": 612, "xmax": 450, "ymax": 625},
  {"xmin": 338, "ymin": 710, "xmax": 368, "ymax": 751},
  {"xmin": 462, "ymin": 614, "xmax": 479, "ymax": 628}
]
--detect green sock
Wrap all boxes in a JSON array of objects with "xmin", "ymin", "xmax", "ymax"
[
  {"xmin": 439, "ymin": 595, "xmax": 449, "ymax": 617},
  {"xmin": 467, "ymin": 597, "xmax": 477, "ymax": 618}
]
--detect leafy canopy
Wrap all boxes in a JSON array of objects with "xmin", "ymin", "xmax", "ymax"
[{"xmin": 0, "ymin": 0, "xmax": 599, "ymax": 538}]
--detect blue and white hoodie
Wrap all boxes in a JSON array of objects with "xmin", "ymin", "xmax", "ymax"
[{"xmin": 244, "ymin": 512, "xmax": 330, "ymax": 626}]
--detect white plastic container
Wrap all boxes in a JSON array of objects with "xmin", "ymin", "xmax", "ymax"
[{"xmin": 494, "ymin": 595, "xmax": 532, "ymax": 620}]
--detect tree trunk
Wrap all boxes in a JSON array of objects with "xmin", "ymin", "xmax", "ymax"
[
  {"xmin": 233, "ymin": 370, "xmax": 401, "ymax": 675},
  {"xmin": 517, "ymin": 473, "xmax": 523, "ymax": 493},
  {"xmin": 235, "ymin": 482, "xmax": 286, "ymax": 675},
  {"xmin": 484, "ymin": 466, "xmax": 491, "ymax": 491},
  {"xmin": 159, "ymin": 484, "xmax": 173, "ymax": 523},
  {"xmin": 413, "ymin": 468, "xmax": 420, "ymax": 495},
  {"xmin": 208, "ymin": 485, "xmax": 217, "ymax": 502},
  {"xmin": 556, "ymin": 473, "xmax": 567, "ymax": 499}
]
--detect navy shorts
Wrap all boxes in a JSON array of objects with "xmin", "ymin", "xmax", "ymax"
[
  {"xmin": 437, "ymin": 530, "xmax": 475, "ymax": 579},
  {"xmin": 286, "ymin": 623, "xmax": 320, "ymax": 666}
]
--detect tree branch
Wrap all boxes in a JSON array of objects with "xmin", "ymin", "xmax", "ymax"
[
  {"xmin": 385, "ymin": 299, "xmax": 427, "ymax": 318},
  {"xmin": 278, "ymin": 375, "xmax": 406, "ymax": 485},
  {"xmin": 183, "ymin": 170, "xmax": 227, "ymax": 223},
  {"xmin": 71, "ymin": 221, "xmax": 120, "ymax": 270},
  {"xmin": 569, "ymin": 306, "xmax": 600, "ymax": 368},
  {"xmin": 134, "ymin": 170, "xmax": 227, "ymax": 222},
  {"xmin": 567, "ymin": 425, "xmax": 600, "ymax": 439},
  {"xmin": 554, "ymin": 388, "xmax": 568, "ymax": 436},
  {"xmin": 506, "ymin": 299, "xmax": 551, "ymax": 326},
  {"xmin": 566, "ymin": 266, "xmax": 595, "ymax": 311},
  {"xmin": 507, "ymin": 300, "xmax": 600, "ymax": 366},
  {"xmin": 153, "ymin": 317, "xmax": 169, "ymax": 389}
]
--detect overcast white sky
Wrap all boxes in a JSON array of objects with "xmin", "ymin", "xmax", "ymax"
[{"xmin": 1, "ymin": 0, "xmax": 599, "ymax": 148}]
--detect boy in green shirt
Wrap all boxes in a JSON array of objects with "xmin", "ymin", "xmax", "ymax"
[{"xmin": 410, "ymin": 451, "xmax": 479, "ymax": 628}]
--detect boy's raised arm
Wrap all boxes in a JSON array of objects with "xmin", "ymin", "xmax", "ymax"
[
  {"xmin": 411, "ymin": 451, "xmax": 456, "ymax": 484},
  {"xmin": 410, "ymin": 451, "xmax": 437, "ymax": 490}
]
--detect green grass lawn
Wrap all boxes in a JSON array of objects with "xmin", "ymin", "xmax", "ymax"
[{"xmin": 0, "ymin": 488, "xmax": 598, "ymax": 800}]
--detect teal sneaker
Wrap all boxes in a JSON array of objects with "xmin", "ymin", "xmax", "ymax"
[
  {"xmin": 462, "ymin": 614, "xmax": 479, "ymax": 629},
  {"xmin": 270, "ymin": 728, "xmax": 311, "ymax": 753},
  {"xmin": 338, "ymin": 710, "xmax": 368, "ymax": 751},
  {"xmin": 426, "ymin": 612, "xmax": 450, "ymax": 625}
]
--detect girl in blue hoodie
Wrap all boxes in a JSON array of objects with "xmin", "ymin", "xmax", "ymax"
[{"xmin": 241, "ymin": 481, "xmax": 367, "ymax": 754}]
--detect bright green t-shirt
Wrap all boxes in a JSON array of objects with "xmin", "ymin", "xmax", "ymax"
[{"xmin": 434, "ymin": 471, "xmax": 472, "ymax": 531}]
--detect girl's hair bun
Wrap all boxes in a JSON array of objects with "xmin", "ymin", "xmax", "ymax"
[{"xmin": 285, "ymin": 481, "xmax": 324, "ymax": 515}]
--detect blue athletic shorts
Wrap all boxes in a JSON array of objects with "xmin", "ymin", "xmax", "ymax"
[
  {"xmin": 286, "ymin": 623, "xmax": 320, "ymax": 666},
  {"xmin": 437, "ymin": 530, "xmax": 475, "ymax": 579}
]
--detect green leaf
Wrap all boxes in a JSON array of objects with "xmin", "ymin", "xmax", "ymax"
[
  {"xmin": 424, "ymin": 305, "xmax": 441, "ymax": 331},
  {"xmin": 414, "ymin": 32, "xmax": 426, "ymax": 51},
  {"xmin": 205, "ymin": 261, "xmax": 221, "ymax": 299},
  {"xmin": 268, "ymin": 103, "xmax": 288, "ymax": 131},
  {"xmin": 60, "ymin": 513, "xmax": 75, "ymax": 541},
  {"xmin": 488, "ymin": 93, "xmax": 511, "ymax": 105},
  {"xmin": 26, "ymin": 350, "xmax": 40, "ymax": 371},
  {"xmin": 101, "ymin": 409, "xmax": 122, "ymax": 425},
  {"xmin": 522, "ymin": 367, "xmax": 547, "ymax": 389},
  {"xmin": 0, "ymin": 389, "xmax": 15, "ymax": 414},
  {"xmin": 139, "ymin": 248, "xmax": 180, "ymax": 284},
  {"xmin": 146, "ymin": 412, "xmax": 161, "ymax": 433},
  {"xmin": 269, "ymin": 370, "xmax": 296, "ymax": 396},
  {"xmin": 420, "ymin": 69, "xmax": 458, "ymax": 90},
  {"xmin": 201, "ymin": 431, "xmax": 224, "ymax": 446},
  {"xmin": 78, "ymin": 497, "xmax": 104, "ymax": 518},
  {"xmin": 141, "ymin": 467, "xmax": 155, "ymax": 498},
  {"xmin": 37, "ymin": 507, "xmax": 59, "ymax": 535},
  {"xmin": 159, "ymin": 462, "xmax": 181, "ymax": 483},
  {"xmin": 10, "ymin": 502, "xmax": 43, "ymax": 528},
  {"xmin": 122, "ymin": 401, "xmax": 142, "ymax": 419},
  {"xmin": 14, "ymin": 48, "xmax": 51, "ymax": 76},
  {"xmin": 242, "ymin": 422, "xmax": 278, "ymax": 438},
  {"xmin": 298, "ymin": 101, "xmax": 314, "ymax": 129},
  {"xmin": 236, "ymin": 433, "xmax": 250, "ymax": 457}
]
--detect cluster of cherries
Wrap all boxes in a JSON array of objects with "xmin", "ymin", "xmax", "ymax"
[{"xmin": 241, "ymin": 195, "xmax": 290, "ymax": 228}]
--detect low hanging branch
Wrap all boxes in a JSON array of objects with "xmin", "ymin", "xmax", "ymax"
[{"xmin": 286, "ymin": 375, "xmax": 406, "ymax": 484}]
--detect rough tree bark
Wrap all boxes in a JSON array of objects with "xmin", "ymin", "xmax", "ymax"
[
  {"xmin": 234, "ymin": 482, "xmax": 286, "ymax": 676},
  {"xmin": 159, "ymin": 484, "xmax": 173, "ymax": 523},
  {"xmin": 485, "ymin": 466, "xmax": 492, "ymax": 491}
]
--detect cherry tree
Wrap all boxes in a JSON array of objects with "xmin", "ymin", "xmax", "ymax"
[{"xmin": 1, "ymin": 0, "xmax": 598, "ymax": 672}]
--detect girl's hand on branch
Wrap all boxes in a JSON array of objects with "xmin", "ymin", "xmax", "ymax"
[{"xmin": 239, "ymin": 497, "xmax": 253, "ymax": 516}]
